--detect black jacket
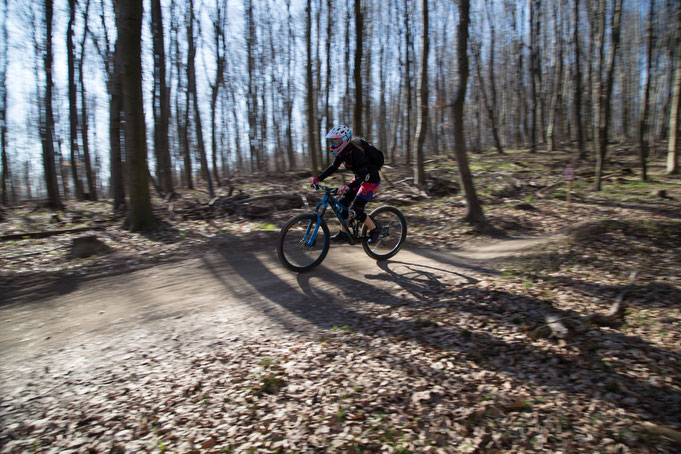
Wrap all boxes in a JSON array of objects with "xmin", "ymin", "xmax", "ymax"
[{"xmin": 317, "ymin": 141, "xmax": 380, "ymax": 191}]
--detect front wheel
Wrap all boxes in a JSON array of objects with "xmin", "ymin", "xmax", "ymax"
[
  {"xmin": 362, "ymin": 206, "xmax": 407, "ymax": 261},
  {"xmin": 277, "ymin": 213, "xmax": 330, "ymax": 272}
]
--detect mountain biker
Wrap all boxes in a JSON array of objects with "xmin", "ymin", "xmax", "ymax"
[{"xmin": 310, "ymin": 124, "xmax": 381, "ymax": 245}]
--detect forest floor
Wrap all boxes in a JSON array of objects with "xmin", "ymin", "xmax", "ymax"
[{"xmin": 1, "ymin": 145, "xmax": 680, "ymax": 453}]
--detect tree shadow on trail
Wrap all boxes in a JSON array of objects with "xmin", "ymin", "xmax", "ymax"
[
  {"xmin": 364, "ymin": 260, "xmax": 478, "ymax": 303},
  {"xmin": 200, "ymin": 243, "xmax": 403, "ymax": 333},
  {"xmin": 200, "ymin": 242, "xmax": 681, "ymax": 429},
  {"xmin": 367, "ymin": 261, "xmax": 681, "ymax": 428}
]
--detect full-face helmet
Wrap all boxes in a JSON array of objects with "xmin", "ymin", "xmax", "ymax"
[{"xmin": 325, "ymin": 124, "xmax": 352, "ymax": 156}]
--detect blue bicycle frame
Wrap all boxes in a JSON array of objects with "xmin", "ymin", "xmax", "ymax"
[{"xmin": 305, "ymin": 185, "xmax": 359, "ymax": 246}]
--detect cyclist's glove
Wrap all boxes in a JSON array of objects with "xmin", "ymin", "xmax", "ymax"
[{"xmin": 310, "ymin": 177, "xmax": 320, "ymax": 188}]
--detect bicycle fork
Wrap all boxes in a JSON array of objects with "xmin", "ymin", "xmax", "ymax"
[{"xmin": 302, "ymin": 213, "xmax": 324, "ymax": 247}]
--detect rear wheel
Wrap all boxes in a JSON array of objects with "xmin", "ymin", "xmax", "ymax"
[
  {"xmin": 277, "ymin": 213, "xmax": 330, "ymax": 272},
  {"xmin": 362, "ymin": 206, "xmax": 407, "ymax": 260}
]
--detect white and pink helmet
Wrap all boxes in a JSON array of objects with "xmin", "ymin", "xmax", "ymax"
[{"xmin": 326, "ymin": 124, "xmax": 352, "ymax": 156}]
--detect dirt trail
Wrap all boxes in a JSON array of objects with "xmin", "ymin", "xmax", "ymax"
[{"xmin": 0, "ymin": 234, "xmax": 553, "ymax": 390}]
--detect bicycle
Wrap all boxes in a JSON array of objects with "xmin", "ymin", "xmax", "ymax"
[{"xmin": 277, "ymin": 183, "xmax": 407, "ymax": 272}]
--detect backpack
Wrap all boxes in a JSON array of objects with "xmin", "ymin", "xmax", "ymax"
[{"xmin": 358, "ymin": 139, "xmax": 384, "ymax": 171}]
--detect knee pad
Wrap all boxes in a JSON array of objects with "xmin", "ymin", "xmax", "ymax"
[{"xmin": 350, "ymin": 197, "xmax": 368, "ymax": 223}]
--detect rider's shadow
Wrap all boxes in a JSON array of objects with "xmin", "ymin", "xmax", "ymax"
[
  {"xmin": 364, "ymin": 261, "xmax": 478, "ymax": 303},
  {"xmin": 295, "ymin": 264, "xmax": 400, "ymax": 308}
]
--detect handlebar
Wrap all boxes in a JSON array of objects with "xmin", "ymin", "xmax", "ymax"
[{"xmin": 312, "ymin": 183, "xmax": 339, "ymax": 194}]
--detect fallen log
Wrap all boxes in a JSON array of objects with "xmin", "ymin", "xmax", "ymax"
[{"xmin": 0, "ymin": 225, "xmax": 107, "ymax": 241}]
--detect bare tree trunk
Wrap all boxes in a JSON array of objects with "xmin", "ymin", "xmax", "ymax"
[
  {"xmin": 227, "ymin": 81, "xmax": 243, "ymax": 172},
  {"xmin": 587, "ymin": 3, "xmax": 598, "ymax": 145},
  {"xmin": 388, "ymin": 75, "xmax": 403, "ymax": 165},
  {"xmin": 472, "ymin": 42, "xmax": 503, "ymax": 154},
  {"xmin": 285, "ymin": 0, "xmax": 295, "ymax": 170},
  {"xmin": 594, "ymin": 0, "xmax": 623, "ymax": 191},
  {"xmin": 259, "ymin": 70, "xmax": 268, "ymax": 171},
  {"xmin": 378, "ymin": 45, "xmax": 388, "ymax": 153},
  {"xmin": 170, "ymin": 5, "xmax": 192, "ymax": 189},
  {"xmin": 667, "ymin": 4, "xmax": 681, "ymax": 175},
  {"xmin": 245, "ymin": 0, "xmax": 258, "ymax": 173},
  {"xmin": 363, "ymin": 15, "xmax": 373, "ymax": 142},
  {"xmin": 210, "ymin": 1, "xmax": 226, "ymax": 185},
  {"xmin": 305, "ymin": 0, "xmax": 319, "ymax": 172},
  {"xmin": 67, "ymin": 0, "xmax": 84, "ymax": 200},
  {"xmin": 313, "ymin": 4, "xmax": 323, "ymax": 168},
  {"xmin": 1, "ymin": 0, "xmax": 8, "ymax": 205},
  {"xmin": 403, "ymin": 0, "xmax": 413, "ymax": 164},
  {"xmin": 79, "ymin": 0, "xmax": 96, "ymax": 200},
  {"xmin": 639, "ymin": 0, "xmax": 654, "ymax": 181},
  {"xmin": 547, "ymin": 0, "xmax": 563, "ymax": 151},
  {"xmin": 483, "ymin": 0, "xmax": 503, "ymax": 153},
  {"xmin": 344, "ymin": 5, "xmax": 351, "ymax": 120},
  {"xmin": 118, "ymin": 0, "xmax": 154, "ymax": 230},
  {"xmin": 151, "ymin": 0, "xmax": 173, "ymax": 195},
  {"xmin": 413, "ymin": 0, "xmax": 428, "ymax": 186},
  {"xmin": 451, "ymin": 0, "xmax": 486, "ymax": 226},
  {"xmin": 110, "ymin": 68, "xmax": 125, "ymax": 211},
  {"xmin": 510, "ymin": 4, "xmax": 525, "ymax": 146},
  {"xmin": 528, "ymin": 0, "xmax": 540, "ymax": 153},
  {"xmin": 100, "ymin": 5, "xmax": 126, "ymax": 212},
  {"xmin": 57, "ymin": 139, "xmax": 69, "ymax": 199},
  {"xmin": 573, "ymin": 0, "xmax": 587, "ymax": 159},
  {"xmin": 187, "ymin": 0, "xmax": 213, "ymax": 197},
  {"xmin": 42, "ymin": 0, "xmax": 62, "ymax": 209},
  {"xmin": 353, "ymin": 0, "xmax": 364, "ymax": 137},
  {"xmin": 25, "ymin": 161, "xmax": 32, "ymax": 200},
  {"xmin": 324, "ymin": 0, "xmax": 333, "ymax": 162}
]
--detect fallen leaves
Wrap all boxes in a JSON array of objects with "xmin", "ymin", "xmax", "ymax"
[{"xmin": 1, "ymin": 158, "xmax": 681, "ymax": 452}]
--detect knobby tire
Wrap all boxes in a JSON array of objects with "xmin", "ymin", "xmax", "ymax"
[
  {"xmin": 362, "ymin": 206, "xmax": 407, "ymax": 261},
  {"xmin": 277, "ymin": 213, "xmax": 330, "ymax": 272}
]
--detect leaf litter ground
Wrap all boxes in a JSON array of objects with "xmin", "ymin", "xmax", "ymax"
[{"xmin": 1, "ymin": 148, "xmax": 680, "ymax": 452}]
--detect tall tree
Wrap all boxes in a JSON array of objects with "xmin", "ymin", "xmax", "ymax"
[
  {"xmin": 42, "ymin": 0, "xmax": 62, "ymax": 209},
  {"xmin": 209, "ymin": 0, "xmax": 227, "ymax": 184},
  {"xmin": 667, "ymin": 4, "xmax": 681, "ymax": 175},
  {"xmin": 245, "ymin": 0, "xmax": 259, "ymax": 172},
  {"xmin": 403, "ymin": 0, "xmax": 413, "ymax": 164},
  {"xmin": 284, "ymin": 0, "xmax": 295, "ymax": 170},
  {"xmin": 118, "ymin": 0, "xmax": 155, "ymax": 230},
  {"xmin": 378, "ymin": 40, "xmax": 388, "ymax": 153},
  {"xmin": 0, "ymin": 0, "xmax": 8, "ymax": 205},
  {"xmin": 169, "ymin": 0, "xmax": 192, "ymax": 189},
  {"xmin": 528, "ymin": 0, "xmax": 540, "ymax": 153},
  {"xmin": 639, "ymin": 0, "xmax": 654, "ymax": 181},
  {"xmin": 475, "ymin": 0, "xmax": 503, "ymax": 154},
  {"xmin": 94, "ymin": 0, "xmax": 125, "ymax": 211},
  {"xmin": 305, "ymin": 0, "xmax": 319, "ymax": 172},
  {"xmin": 451, "ymin": 0, "xmax": 486, "ymax": 226},
  {"xmin": 67, "ymin": 0, "xmax": 84, "ymax": 200},
  {"xmin": 187, "ymin": 0, "xmax": 214, "ymax": 196},
  {"xmin": 546, "ymin": 0, "xmax": 563, "ymax": 151},
  {"xmin": 413, "ymin": 0, "xmax": 428, "ymax": 186},
  {"xmin": 79, "ymin": 0, "xmax": 96, "ymax": 200},
  {"xmin": 324, "ymin": 0, "xmax": 333, "ymax": 162},
  {"xmin": 593, "ymin": 0, "xmax": 623, "ymax": 191},
  {"xmin": 572, "ymin": 0, "xmax": 587, "ymax": 159},
  {"xmin": 151, "ymin": 0, "xmax": 173, "ymax": 195},
  {"xmin": 353, "ymin": 0, "xmax": 364, "ymax": 137}
]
